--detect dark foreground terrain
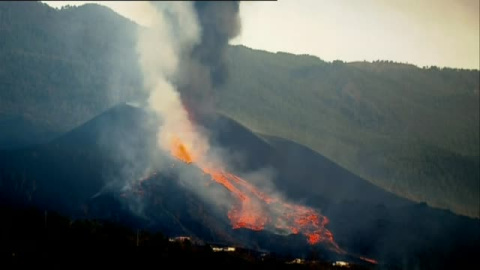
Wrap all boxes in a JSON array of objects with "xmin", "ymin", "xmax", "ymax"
[{"xmin": 0, "ymin": 204, "xmax": 375, "ymax": 269}]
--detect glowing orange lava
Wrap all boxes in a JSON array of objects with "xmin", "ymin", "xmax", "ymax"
[
  {"xmin": 162, "ymin": 133, "xmax": 380, "ymax": 263},
  {"xmin": 170, "ymin": 137, "xmax": 194, "ymax": 164},
  {"xmin": 169, "ymin": 136, "xmax": 343, "ymax": 251}
]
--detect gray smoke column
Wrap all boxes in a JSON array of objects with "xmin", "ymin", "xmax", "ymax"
[
  {"xmin": 136, "ymin": 1, "xmax": 242, "ymax": 174},
  {"xmin": 133, "ymin": 0, "xmax": 250, "ymax": 228},
  {"xmin": 136, "ymin": 0, "xmax": 249, "ymax": 221},
  {"xmin": 178, "ymin": 1, "xmax": 241, "ymax": 119}
]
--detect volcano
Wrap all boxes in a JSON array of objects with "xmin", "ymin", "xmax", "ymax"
[
  {"xmin": 166, "ymin": 121, "xmax": 346, "ymax": 252},
  {"xmin": 0, "ymin": 104, "xmax": 478, "ymax": 268}
]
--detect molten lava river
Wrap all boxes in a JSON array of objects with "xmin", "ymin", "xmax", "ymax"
[
  {"xmin": 169, "ymin": 136, "xmax": 343, "ymax": 251},
  {"xmin": 166, "ymin": 134, "xmax": 378, "ymax": 264}
]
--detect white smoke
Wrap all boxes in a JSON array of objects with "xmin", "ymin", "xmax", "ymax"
[
  {"xmin": 137, "ymin": 2, "xmax": 209, "ymax": 160},
  {"xmin": 134, "ymin": 1, "xmax": 253, "ymax": 227},
  {"xmin": 135, "ymin": 0, "xmax": 287, "ymax": 232}
]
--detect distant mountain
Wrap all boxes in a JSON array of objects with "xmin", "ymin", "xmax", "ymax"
[
  {"xmin": 219, "ymin": 46, "xmax": 479, "ymax": 217},
  {"xmin": 0, "ymin": 104, "xmax": 478, "ymax": 269},
  {"xmin": 0, "ymin": 1, "xmax": 142, "ymax": 147},
  {"xmin": 0, "ymin": 1, "xmax": 478, "ymax": 219}
]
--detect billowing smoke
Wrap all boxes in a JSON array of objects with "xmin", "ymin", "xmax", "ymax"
[
  {"xmin": 135, "ymin": 2, "xmax": 343, "ymax": 253},
  {"xmin": 178, "ymin": 1, "xmax": 241, "ymax": 118},
  {"xmin": 135, "ymin": 0, "xmax": 244, "ymax": 234},
  {"xmin": 137, "ymin": 2, "xmax": 206, "ymax": 158},
  {"xmin": 137, "ymin": 1, "xmax": 241, "ymax": 166}
]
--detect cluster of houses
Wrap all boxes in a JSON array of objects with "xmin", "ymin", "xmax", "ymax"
[
  {"xmin": 168, "ymin": 236, "xmax": 191, "ymax": 243},
  {"xmin": 211, "ymin": 246, "xmax": 236, "ymax": 252},
  {"xmin": 167, "ymin": 236, "xmax": 354, "ymax": 268}
]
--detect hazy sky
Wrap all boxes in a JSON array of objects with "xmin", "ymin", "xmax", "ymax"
[{"xmin": 43, "ymin": 0, "xmax": 479, "ymax": 69}]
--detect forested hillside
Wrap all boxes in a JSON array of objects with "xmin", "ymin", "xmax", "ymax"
[
  {"xmin": 0, "ymin": 2, "xmax": 142, "ymax": 147},
  {"xmin": 220, "ymin": 46, "xmax": 479, "ymax": 217}
]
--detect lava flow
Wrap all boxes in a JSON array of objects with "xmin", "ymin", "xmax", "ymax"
[
  {"xmin": 169, "ymin": 136, "xmax": 344, "ymax": 253},
  {"xmin": 171, "ymin": 137, "xmax": 194, "ymax": 164}
]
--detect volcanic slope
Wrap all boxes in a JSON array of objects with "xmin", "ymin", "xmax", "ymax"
[{"xmin": 0, "ymin": 104, "xmax": 478, "ymax": 269}]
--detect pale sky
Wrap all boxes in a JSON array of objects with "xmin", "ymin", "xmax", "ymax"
[{"xmin": 43, "ymin": 0, "xmax": 479, "ymax": 69}]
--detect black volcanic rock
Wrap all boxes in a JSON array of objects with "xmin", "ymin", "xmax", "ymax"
[
  {"xmin": 0, "ymin": 104, "xmax": 478, "ymax": 269},
  {"xmin": 200, "ymin": 115, "xmax": 408, "ymax": 208}
]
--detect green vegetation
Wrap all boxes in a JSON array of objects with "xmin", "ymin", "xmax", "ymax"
[{"xmin": 218, "ymin": 46, "xmax": 479, "ymax": 217}]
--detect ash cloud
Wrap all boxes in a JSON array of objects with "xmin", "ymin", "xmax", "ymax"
[
  {"xmin": 136, "ymin": 1, "xmax": 242, "ymax": 172},
  {"xmin": 177, "ymin": 1, "xmax": 241, "ymax": 118},
  {"xmin": 132, "ymin": 1, "xmax": 312, "ymax": 243}
]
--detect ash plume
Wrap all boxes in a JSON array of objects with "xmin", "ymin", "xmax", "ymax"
[
  {"xmin": 178, "ymin": 1, "xmax": 241, "ymax": 118},
  {"xmin": 134, "ymin": 1, "xmax": 344, "ymax": 253},
  {"xmin": 133, "ymin": 0, "xmax": 242, "ymax": 228},
  {"xmin": 137, "ymin": 2, "xmax": 206, "ymax": 156},
  {"xmin": 136, "ymin": 1, "xmax": 241, "ymax": 168}
]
